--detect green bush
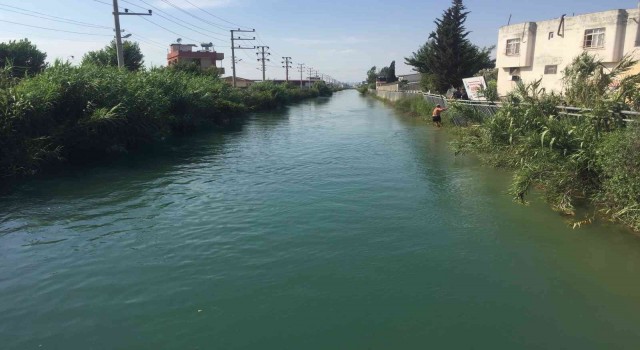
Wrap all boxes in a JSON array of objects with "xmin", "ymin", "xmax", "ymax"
[
  {"xmin": 390, "ymin": 95, "xmax": 436, "ymax": 122},
  {"xmin": 451, "ymin": 66, "xmax": 640, "ymax": 229},
  {"xmin": 0, "ymin": 63, "xmax": 325, "ymax": 179}
]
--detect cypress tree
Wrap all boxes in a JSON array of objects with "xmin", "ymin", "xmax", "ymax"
[
  {"xmin": 386, "ymin": 61, "xmax": 397, "ymax": 83},
  {"xmin": 405, "ymin": 0, "xmax": 494, "ymax": 93}
]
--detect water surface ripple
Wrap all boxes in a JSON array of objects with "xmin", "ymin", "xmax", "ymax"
[{"xmin": 2, "ymin": 91, "xmax": 640, "ymax": 349}]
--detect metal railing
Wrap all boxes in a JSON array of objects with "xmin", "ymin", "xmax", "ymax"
[{"xmin": 398, "ymin": 90, "xmax": 639, "ymax": 124}]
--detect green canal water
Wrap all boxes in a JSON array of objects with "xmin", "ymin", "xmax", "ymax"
[{"xmin": 2, "ymin": 90, "xmax": 640, "ymax": 349}]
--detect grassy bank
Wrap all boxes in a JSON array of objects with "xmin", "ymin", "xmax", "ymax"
[
  {"xmin": 0, "ymin": 62, "xmax": 332, "ymax": 180},
  {"xmin": 368, "ymin": 59, "xmax": 640, "ymax": 231},
  {"xmin": 449, "ymin": 53, "xmax": 640, "ymax": 230},
  {"xmin": 450, "ymin": 84, "xmax": 640, "ymax": 230}
]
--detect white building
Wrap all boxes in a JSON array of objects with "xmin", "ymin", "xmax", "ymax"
[{"xmin": 496, "ymin": 7, "xmax": 640, "ymax": 96}]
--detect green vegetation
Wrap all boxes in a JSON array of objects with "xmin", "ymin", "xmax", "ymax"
[
  {"xmin": 450, "ymin": 52, "xmax": 640, "ymax": 230},
  {"xmin": 0, "ymin": 51, "xmax": 333, "ymax": 181},
  {"xmin": 362, "ymin": 61, "xmax": 397, "ymax": 90},
  {"xmin": 357, "ymin": 85, "xmax": 369, "ymax": 95},
  {"xmin": 365, "ymin": 66, "xmax": 377, "ymax": 89},
  {"xmin": 82, "ymin": 40, "xmax": 145, "ymax": 71},
  {"xmin": 405, "ymin": 0, "xmax": 494, "ymax": 93},
  {"xmin": 475, "ymin": 68, "xmax": 498, "ymax": 102},
  {"xmin": 392, "ymin": 95, "xmax": 436, "ymax": 119},
  {"xmin": 0, "ymin": 39, "xmax": 47, "ymax": 78},
  {"xmin": 378, "ymin": 60, "xmax": 397, "ymax": 83}
]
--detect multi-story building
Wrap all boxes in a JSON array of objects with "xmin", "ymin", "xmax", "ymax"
[
  {"xmin": 496, "ymin": 7, "xmax": 640, "ymax": 96},
  {"xmin": 167, "ymin": 43, "xmax": 225, "ymax": 74}
]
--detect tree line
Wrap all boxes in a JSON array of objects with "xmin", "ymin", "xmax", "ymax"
[{"xmin": 0, "ymin": 39, "xmax": 146, "ymax": 77}]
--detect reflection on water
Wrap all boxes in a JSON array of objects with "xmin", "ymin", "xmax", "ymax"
[{"xmin": 1, "ymin": 91, "xmax": 640, "ymax": 350}]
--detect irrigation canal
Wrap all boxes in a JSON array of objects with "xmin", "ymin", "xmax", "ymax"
[{"xmin": 2, "ymin": 90, "xmax": 640, "ymax": 349}]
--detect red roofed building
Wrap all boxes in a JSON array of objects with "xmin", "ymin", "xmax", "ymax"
[{"xmin": 167, "ymin": 43, "xmax": 225, "ymax": 74}]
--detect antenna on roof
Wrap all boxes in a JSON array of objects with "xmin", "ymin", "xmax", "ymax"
[{"xmin": 177, "ymin": 38, "xmax": 182, "ymax": 44}]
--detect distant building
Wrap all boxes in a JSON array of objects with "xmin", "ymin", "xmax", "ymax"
[
  {"xmin": 270, "ymin": 78, "xmax": 321, "ymax": 88},
  {"xmin": 222, "ymin": 77, "xmax": 323, "ymax": 88},
  {"xmin": 496, "ymin": 8, "xmax": 640, "ymax": 96},
  {"xmin": 167, "ymin": 43, "xmax": 225, "ymax": 74},
  {"xmin": 397, "ymin": 73, "xmax": 422, "ymax": 83},
  {"xmin": 397, "ymin": 73, "xmax": 422, "ymax": 91},
  {"xmin": 223, "ymin": 76, "xmax": 254, "ymax": 88}
]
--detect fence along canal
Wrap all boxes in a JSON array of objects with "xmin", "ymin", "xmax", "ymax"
[{"xmin": 374, "ymin": 90, "xmax": 640, "ymax": 127}]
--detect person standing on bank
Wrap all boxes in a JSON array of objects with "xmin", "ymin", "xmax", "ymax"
[{"xmin": 432, "ymin": 104, "xmax": 447, "ymax": 128}]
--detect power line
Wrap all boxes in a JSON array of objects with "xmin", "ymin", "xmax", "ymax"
[
  {"xmin": 129, "ymin": 32, "xmax": 166, "ymax": 48},
  {"xmin": 0, "ymin": 19, "xmax": 113, "ymax": 36},
  {"xmin": 256, "ymin": 32, "xmax": 284, "ymax": 57},
  {"xmin": 139, "ymin": 16, "xmax": 202, "ymax": 44},
  {"xmin": 282, "ymin": 56, "xmax": 291, "ymax": 82},
  {"xmin": 158, "ymin": 0, "xmax": 228, "ymax": 31},
  {"xmin": 182, "ymin": 0, "xmax": 245, "ymax": 28},
  {"xmin": 231, "ymin": 28, "xmax": 255, "ymax": 87},
  {"xmin": 297, "ymin": 63, "xmax": 305, "ymax": 88},
  {"xmin": 112, "ymin": 0, "xmax": 152, "ymax": 68},
  {"xmin": 128, "ymin": 34, "xmax": 167, "ymax": 50},
  {"xmin": 0, "ymin": 3, "xmax": 111, "ymax": 29},
  {"xmin": 133, "ymin": 0, "xmax": 228, "ymax": 40},
  {"xmin": 256, "ymin": 45, "xmax": 270, "ymax": 81}
]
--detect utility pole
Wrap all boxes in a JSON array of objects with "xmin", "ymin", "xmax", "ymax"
[
  {"xmin": 230, "ymin": 29, "xmax": 255, "ymax": 87},
  {"xmin": 307, "ymin": 67, "xmax": 314, "ymax": 86},
  {"xmin": 297, "ymin": 63, "xmax": 305, "ymax": 88},
  {"xmin": 282, "ymin": 57, "xmax": 292, "ymax": 82},
  {"xmin": 112, "ymin": 0, "xmax": 151, "ymax": 69},
  {"xmin": 256, "ymin": 46, "xmax": 270, "ymax": 81}
]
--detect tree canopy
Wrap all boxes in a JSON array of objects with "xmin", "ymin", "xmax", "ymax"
[
  {"xmin": 82, "ymin": 40, "xmax": 144, "ymax": 71},
  {"xmin": 366, "ymin": 66, "xmax": 377, "ymax": 85},
  {"xmin": 379, "ymin": 61, "xmax": 397, "ymax": 83},
  {"xmin": 405, "ymin": 0, "xmax": 494, "ymax": 93},
  {"xmin": 0, "ymin": 39, "xmax": 47, "ymax": 77},
  {"xmin": 365, "ymin": 61, "xmax": 397, "ymax": 86}
]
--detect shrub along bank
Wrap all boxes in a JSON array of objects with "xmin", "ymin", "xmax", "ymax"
[
  {"xmin": 451, "ymin": 54, "xmax": 640, "ymax": 231},
  {"xmin": 369, "ymin": 53, "xmax": 640, "ymax": 231},
  {"xmin": 0, "ymin": 62, "xmax": 333, "ymax": 180}
]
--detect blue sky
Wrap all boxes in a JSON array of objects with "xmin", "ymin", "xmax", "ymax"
[{"xmin": 0, "ymin": 0, "xmax": 636, "ymax": 82}]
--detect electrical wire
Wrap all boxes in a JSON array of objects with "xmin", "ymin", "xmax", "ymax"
[
  {"xmin": 127, "ymin": 34, "xmax": 167, "ymax": 50},
  {"xmin": 181, "ymin": 0, "xmax": 246, "ymax": 28},
  {"xmin": 0, "ymin": 3, "xmax": 111, "ymax": 29},
  {"xmin": 129, "ymin": 32, "xmax": 166, "ymax": 48},
  {"xmin": 139, "ymin": 16, "xmax": 202, "ymax": 44},
  {"xmin": 0, "ymin": 19, "xmax": 113, "ymax": 36},
  {"xmin": 158, "ymin": 0, "xmax": 228, "ymax": 31},
  {"xmin": 131, "ymin": 0, "xmax": 228, "ymax": 40}
]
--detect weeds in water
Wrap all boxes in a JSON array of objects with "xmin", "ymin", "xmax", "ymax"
[{"xmin": 451, "ymin": 52, "xmax": 640, "ymax": 230}]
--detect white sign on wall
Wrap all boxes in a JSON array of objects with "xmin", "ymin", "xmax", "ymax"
[{"xmin": 462, "ymin": 76, "xmax": 487, "ymax": 101}]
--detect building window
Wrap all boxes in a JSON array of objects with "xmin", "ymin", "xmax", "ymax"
[
  {"xmin": 548, "ymin": 32, "xmax": 554, "ymax": 39},
  {"xmin": 544, "ymin": 65, "xmax": 558, "ymax": 74},
  {"xmin": 506, "ymin": 38, "xmax": 520, "ymax": 56},
  {"xmin": 584, "ymin": 28, "xmax": 605, "ymax": 48}
]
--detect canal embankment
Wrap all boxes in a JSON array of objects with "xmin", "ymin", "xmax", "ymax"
[
  {"xmin": 3, "ymin": 90, "xmax": 640, "ymax": 349},
  {"xmin": 0, "ymin": 63, "xmax": 334, "ymax": 184},
  {"xmin": 366, "ymin": 82, "xmax": 640, "ymax": 232}
]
